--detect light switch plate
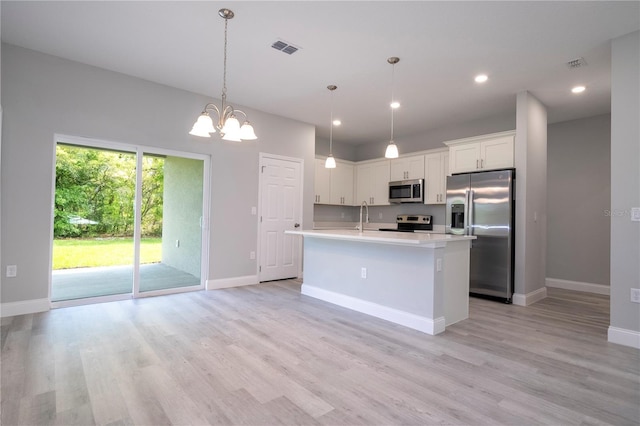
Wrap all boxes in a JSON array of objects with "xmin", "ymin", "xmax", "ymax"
[
  {"xmin": 6, "ymin": 265, "xmax": 17, "ymax": 278},
  {"xmin": 631, "ymin": 207, "xmax": 640, "ymax": 222}
]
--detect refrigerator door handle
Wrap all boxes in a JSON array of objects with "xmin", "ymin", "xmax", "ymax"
[
  {"xmin": 468, "ymin": 189, "xmax": 474, "ymax": 236},
  {"xmin": 464, "ymin": 189, "xmax": 470, "ymax": 236}
]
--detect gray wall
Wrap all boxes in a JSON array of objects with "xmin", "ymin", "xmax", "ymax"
[
  {"xmin": 610, "ymin": 31, "xmax": 640, "ymax": 335},
  {"xmin": 353, "ymin": 112, "xmax": 516, "ymax": 162},
  {"xmin": 315, "ymin": 137, "xmax": 357, "ymax": 161},
  {"xmin": 162, "ymin": 156, "xmax": 204, "ymax": 277},
  {"xmin": 547, "ymin": 114, "xmax": 611, "ymax": 286},
  {"xmin": 314, "ymin": 203, "xmax": 446, "ymax": 226},
  {"xmin": 514, "ymin": 91, "xmax": 548, "ymax": 298},
  {"xmin": 0, "ymin": 43, "xmax": 315, "ymax": 305}
]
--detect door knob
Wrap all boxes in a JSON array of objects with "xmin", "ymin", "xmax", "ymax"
[{"xmin": 294, "ymin": 223, "xmax": 300, "ymax": 228}]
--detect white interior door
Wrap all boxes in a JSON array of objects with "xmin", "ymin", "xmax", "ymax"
[{"xmin": 259, "ymin": 154, "xmax": 302, "ymax": 282}]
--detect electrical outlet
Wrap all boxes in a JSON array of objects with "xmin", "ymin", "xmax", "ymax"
[
  {"xmin": 250, "ymin": 251, "xmax": 256, "ymax": 260},
  {"xmin": 6, "ymin": 265, "xmax": 17, "ymax": 278},
  {"xmin": 631, "ymin": 207, "xmax": 640, "ymax": 222},
  {"xmin": 378, "ymin": 213, "xmax": 383, "ymax": 219},
  {"xmin": 361, "ymin": 267, "xmax": 367, "ymax": 279},
  {"xmin": 436, "ymin": 258, "xmax": 442, "ymax": 272},
  {"xmin": 631, "ymin": 288, "xmax": 640, "ymax": 303}
]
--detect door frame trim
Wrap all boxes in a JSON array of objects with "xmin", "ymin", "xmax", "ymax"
[{"xmin": 257, "ymin": 152, "xmax": 304, "ymax": 281}]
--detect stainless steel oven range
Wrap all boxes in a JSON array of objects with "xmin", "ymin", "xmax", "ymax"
[{"xmin": 378, "ymin": 214, "xmax": 433, "ymax": 232}]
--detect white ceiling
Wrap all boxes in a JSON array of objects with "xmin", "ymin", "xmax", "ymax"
[{"xmin": 2, "ymin": 1, "xmax": 639, "ymax": 145}]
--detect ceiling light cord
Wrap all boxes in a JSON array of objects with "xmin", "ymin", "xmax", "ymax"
[{"xmin": 390, "ymin": 62, "xmax": 395, "ymax": 142}]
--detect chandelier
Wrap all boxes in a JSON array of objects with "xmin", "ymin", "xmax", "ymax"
[
  {"xmin": 189, "ymin": 8, "xmax": 257, "ymax": 141},
  {"xmin": 385, "ymin": 56, "xmax": 400, "ymax": 158}
]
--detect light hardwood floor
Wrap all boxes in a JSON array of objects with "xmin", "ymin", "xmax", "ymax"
[{"xmin": 1, "ymin": 281, "xmax": 638, "ymax": 425}]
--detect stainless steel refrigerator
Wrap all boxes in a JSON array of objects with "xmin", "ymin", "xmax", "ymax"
[{"xmin": 446, "ymin": 169, "xmax": 515, "ymax": 303}]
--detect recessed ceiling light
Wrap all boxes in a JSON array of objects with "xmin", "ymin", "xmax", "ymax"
[
  {"xmin": 390, "ymin": 101, "xmax": 400, "ymax": 109},
  {"xmin": 474, "ymin": 74, "xmax": 488, "ymax": 83},
  {"xmin": 333, "ymin": 119, "xmax": 341, "ymax": 126},
  {"xmin": 571, "ymin": 85, "xmax": 586, "ymax": 94}
]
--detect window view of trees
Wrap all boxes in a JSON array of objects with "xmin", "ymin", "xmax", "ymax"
[{"xmin": 54, "ymin": 145, "xmax": 164, "ymax": 238}]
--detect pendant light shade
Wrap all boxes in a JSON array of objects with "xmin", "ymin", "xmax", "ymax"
[
  {"xmin": 385, "ymin": 141, "xmax": 399, "ymax": 159},
  {"xmin": 325, "ymin": 155, "xmax": 337, "ymax": 168},
  {"xmin": 325, "ymin": 85, "xmax": 338, "ymax": 169},
  {"xmin": 385, "ymin": 57, "xmax": 400, "ymax": 159},
  {"xmin": 189, "ymin": 8, "xmax": 258, "ymax": 141}
]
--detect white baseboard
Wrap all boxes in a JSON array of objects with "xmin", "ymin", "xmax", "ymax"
[
  {"xmin": 512, "ymin": 287, "xmax": 547, "ymax": 306},
  {"xmin": 206, "ymin": 275, "xmax": 258, "ymax": 290},
  {"xmin": 1, "ymin": 298, "xmax": 50, "ymax": 318},
  {"xmin": 301, "ymin": 283, "xmax": 445, "ymax": 335},
  {"xmin": 546, "ymin": 278, "xmax": 610, "ymax": 295},
  {"xmin": 608, "ymin": 326, "xmax": 640, "ymax": 349}
]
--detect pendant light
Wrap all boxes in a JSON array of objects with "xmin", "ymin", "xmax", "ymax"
[
  {"xmin": 385, "ymin": 56, "xmax": 400, "ymax": 159},
  {"xmin": 325, "ymin": 85, "xmax": 338, "ymax": 169},
  {"xmin": 189, "ymin": 8, "xmax": 258, "ymax": 141}
]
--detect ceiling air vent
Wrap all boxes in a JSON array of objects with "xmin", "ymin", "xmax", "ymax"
[
  {"xmin": 271, "ymin": 39, "xmax": 301, "ymax": 55},
  {"xmin": 566, "ymin": 57, "xmax": 587, "ymax": 69}
]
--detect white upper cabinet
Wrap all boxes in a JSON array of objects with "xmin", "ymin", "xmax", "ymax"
[
  {"xmin": 314, "ymin": 159, "xmax": 331, "ymax": 204},
  {"xmin": 330, "ymin": 161, "xmax": 354, "ymax": 205},
  {"xmin": 424, "ymin": 151, "xmax": 449, "ymax": 205},
  {"xmin": 314, "ymin": 159, "xmax": 354, "ymax": 205},
  {"xmin": 390, "ymin": 155, "xmax": 425, "ymax": 181},
  {"xmin": 356, "ymin": 159, "xmax": 390, "ymax": 206},
  {"xmin": 445, "ymin": 131, "xmax": 515, "ymax": 174}
]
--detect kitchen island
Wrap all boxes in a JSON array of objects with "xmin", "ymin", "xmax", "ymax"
[{"xmin": 286, "ymin": 229, "xmax": 476, "ymax": 335}]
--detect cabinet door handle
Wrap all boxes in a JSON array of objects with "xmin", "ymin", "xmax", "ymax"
[
  {"xmin": 481, "ymin": 159, "xmax": 484, "ymax": 168},
  {"xmin": 476, "ymin": 159, "xmax": 479, "ymax": 169}
]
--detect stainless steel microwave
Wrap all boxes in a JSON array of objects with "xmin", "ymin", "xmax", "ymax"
[{"xmin": 388, "ymin": 179, "xmax": 424, "ymax": 203}]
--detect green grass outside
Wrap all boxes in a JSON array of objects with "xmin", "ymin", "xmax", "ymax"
[{"xmin": 53, "ymin": 238, "xmax": 162, "ymax": 269}]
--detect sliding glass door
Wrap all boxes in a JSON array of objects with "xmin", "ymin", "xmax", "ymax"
[
  {"xmin": 138, "ymin": 154, "xmax": 204, "ymax": 295},
  {"xmin": 51, "ymin": 138, "xmax": 208, "ymax": 306}
]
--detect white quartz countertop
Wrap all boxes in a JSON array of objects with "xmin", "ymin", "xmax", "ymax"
[{"xmin": 286, "ymin": 229, "xmax": 475, "ymax": 247}]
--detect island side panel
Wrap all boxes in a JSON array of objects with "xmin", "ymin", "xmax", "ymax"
[
  {"xmin": 443, "ymin": 240, "xmax": 471, "ymax": 326},
  {"xmin": 300, "ymin": 237, "xmax": 445, "ymax": 334}
]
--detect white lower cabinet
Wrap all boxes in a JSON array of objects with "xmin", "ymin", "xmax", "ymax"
[
  {"xmin": 314, "ymin": 158, "xmax": 354, "ymax": 205},
  {"xmin": 424, "ymin": 151, "xmax": 448, "ymax": 204},
  {"xmin": 356, "ymin": 160, "xmax": 390, "ymax": 206}
]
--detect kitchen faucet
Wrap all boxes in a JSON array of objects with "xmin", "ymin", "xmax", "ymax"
[{"xmin": 357, "ymin": 200, "xmax": 369, "ymax": 232}]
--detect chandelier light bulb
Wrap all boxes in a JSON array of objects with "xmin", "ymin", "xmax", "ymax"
[{"xmin": 189, "ymin": 113, "xmax": 216, "ymax": 137}]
